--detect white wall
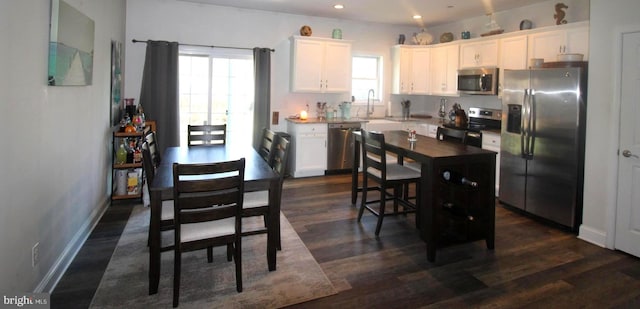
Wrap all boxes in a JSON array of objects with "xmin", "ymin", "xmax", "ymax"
[
  {"xmin": 124, "ymin": 0, "xmax": 418, "ymax": 133},
  {"xmin": 0, "ymin": 0, "xmax": 125, "ymax": 293},
  {"xmin": 579, "ymin": 0, "xmax": 640, "ymax": 248}
]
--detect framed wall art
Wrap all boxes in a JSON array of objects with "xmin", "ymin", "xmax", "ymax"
[
  {"xmin": 48, "ymin": 0, "xmax": 95, "ymax": 86},
  {"xmin": 110, "ymin": 40, "xmax": 123, "ymax": 127}
]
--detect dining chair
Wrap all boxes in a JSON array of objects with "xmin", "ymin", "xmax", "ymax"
[
  {"xmin": 144, "ymin": 130, "xmax": 162, "ymax": 167},
  {"xmin": 141, "ymin": 142, "xmax": 174, "ymax": 250},
  {"xmin": 257, "ymin": 128, "xmax": 277, "ymax": 163},
  {"xmin": 358, "ymin": 130, "xmax": 421, "ymax": 236},
  {"xmin": 187, "ymin": 124, "xmax": 226, "ymax": 146},
  {"xmin": 171, "ymin": 158, "xmax": 245, "ymax": 307},
  {"xmin": 242, "ymin": 135, "xmax": 290, "ymax": 251}
]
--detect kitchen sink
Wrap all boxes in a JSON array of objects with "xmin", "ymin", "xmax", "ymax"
[{"xmin": 366, "ymin": 119, "xmax": 399, "ymax": 124}]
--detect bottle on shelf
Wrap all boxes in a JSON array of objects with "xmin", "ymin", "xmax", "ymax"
[
  {"xmin": 116, "ymin": 139, "xmax": 127, "ymax": 165},
  {"xmin": 442, "ymin": 169, "xmax": 478, "ymax": 187},
  {"xmin": 443, "ymin": 202, "xmax": 475, "ymax": 221}
]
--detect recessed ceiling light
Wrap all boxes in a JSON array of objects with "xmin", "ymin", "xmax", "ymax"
[
  {"xmin": 334, "ymin": 4, "xmax": 344, "ymax": 9},
  {"xmin": 413, "ymin": 15, "xmax": 422, "ymax": 19}
]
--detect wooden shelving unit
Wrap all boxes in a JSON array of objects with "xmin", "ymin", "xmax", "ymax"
[{"xmin": 111, "ymin": 129, "xmax": 145, "ymax": 201}]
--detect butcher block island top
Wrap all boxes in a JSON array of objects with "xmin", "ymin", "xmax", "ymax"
[{"xmin": 353, "ymin": 130, "xmax": 497, "ymax": 262}]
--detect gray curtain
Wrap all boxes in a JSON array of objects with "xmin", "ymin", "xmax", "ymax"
[
  {"xmin": 252, "ymin": 48, "xmax": 271, "ymax": 151},
  {"xmin": 139, "ymin": 40, "xmax": 179, "ymax": 154}
]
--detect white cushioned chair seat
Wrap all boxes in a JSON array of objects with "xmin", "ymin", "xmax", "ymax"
[
  {"xmin": 404, "ymin": 161, "xmax": 421, "ymax": 172},
  {"xmin": 180, "ymin": 217, "xmax": 235, "ymax": 243},
  {"xmin": 243, "ymin": 191, "xmax": 269, "ymax": 209},
  {"xmin": 367, "ymin": 163, "xmax": 421, "ymax": 181},
  {"xmin": 161, "ymin": 200, "xmax": 174, "ymax": 221}
]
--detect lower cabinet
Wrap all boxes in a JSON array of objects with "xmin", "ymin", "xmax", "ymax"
[
  {"xmin": 481, "ymin": 131, "xmax": 501, "ymax": 196},
  {"xmin": 287, "ymin": 122, "xmax": 327, "ymax": 178}
]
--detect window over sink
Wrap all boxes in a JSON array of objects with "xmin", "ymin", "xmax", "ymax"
[{"xmin": 351, "ymin": 55, "xmax": 382, "ymax": 105}]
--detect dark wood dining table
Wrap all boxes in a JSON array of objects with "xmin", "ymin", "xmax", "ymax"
[
  {"xmin": 352, "ymin": 130, "xmax": 497, "ymax": 262},
  {"xmin": 147, "ymin": 143, "xmax": 279, "ymax": 295}
]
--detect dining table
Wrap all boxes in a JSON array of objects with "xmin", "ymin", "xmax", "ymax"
[
  {"xmin": 352, "ymin": 130, "xmax": 497, "ymax": 262},
  {"xmin": 147, "ymin": 143, "xmax": 279, "ymax": 295}
]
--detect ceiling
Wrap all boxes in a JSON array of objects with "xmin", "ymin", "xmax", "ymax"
[{"xmin": 177, "ymin": 0, "xmax": 550, "ymax": 27}]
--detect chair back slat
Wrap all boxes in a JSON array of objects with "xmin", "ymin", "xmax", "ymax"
[
  {"xmin": 258, "ymin": 128, "xmax": 277, "ymax": 163},
  {"xmin": 436, "ymin": 127, "xmax": 467, "ymax": 144},
  {"xmin": 144, "ymin": 131, "xmax": 161, "ymax": 166},
  {"xmin": 141, "ymin": 142, "xmax": 156, "ymax": 184},
  {"xmin": 187, "ymin": 124, "xmax": 227, "ymax": 146},
  {"xmin": 172, "ymin": 159, "xmax": 245, "ymax": 225},
  {"xmin": 269, "ymin": 135, "xmax": 290, "ymax": 180},
  {"xmin": 362, "ymin": 130, "xmax": 387, "ymax": 181}
]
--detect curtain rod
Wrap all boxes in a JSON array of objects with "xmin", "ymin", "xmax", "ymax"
[{"xmin": 131, "ymin": 39, "xmax": 274, "ymax": 52}]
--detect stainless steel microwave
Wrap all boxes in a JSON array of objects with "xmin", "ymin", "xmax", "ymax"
[{"xmin": 457, "ymin": 67, "xmax": 499, "ymax": 95}]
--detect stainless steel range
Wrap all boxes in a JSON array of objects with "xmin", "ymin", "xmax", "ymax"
[{"xmin": 443, "ymin": 107, "xmax": 502, "ymax": 147}]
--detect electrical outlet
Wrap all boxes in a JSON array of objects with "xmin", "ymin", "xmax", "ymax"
[{"xmin": 32, "ymin": 242, "xmax": 39, "ymax": 268}]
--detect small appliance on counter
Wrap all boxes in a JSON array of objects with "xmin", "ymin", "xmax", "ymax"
[{"xmin": 339, "ymin": 101, "xmax": 352, "ymax": 119}]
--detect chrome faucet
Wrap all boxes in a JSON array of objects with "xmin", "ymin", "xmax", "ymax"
[{"xmin": 366, "ymin": 89, "xmax": 375, "ymax": 118}]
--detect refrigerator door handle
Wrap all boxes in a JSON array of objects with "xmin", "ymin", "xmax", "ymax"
[
  {"xmin": 521, "ymin": 89, "xmax": 530, "ymax": 158},
  {"xmin": 528, "ymin": 90, "xmax": 536, "ymax": 159}
]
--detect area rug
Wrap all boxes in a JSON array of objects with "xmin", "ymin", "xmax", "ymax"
[{"xmin": 90, "ymin": 204, "xmax": 336, "ymax": 308}]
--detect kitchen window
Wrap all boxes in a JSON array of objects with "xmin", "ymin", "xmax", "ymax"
[
  {"xmin": 178, "ymin": 48, "xmax": 254, "ymax": 146},
  {"xmin": 351, "ymin": 55, "xmax": 382, "ymax": 104}
]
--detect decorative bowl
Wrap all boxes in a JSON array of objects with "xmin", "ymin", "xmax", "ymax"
[
  {"xmin": 557, "ymin": 53, "xmax": 584, "ymax": 62},
  {"xmin": 440, "ymin": 32, "xmax": 454, "ymax": 43}
]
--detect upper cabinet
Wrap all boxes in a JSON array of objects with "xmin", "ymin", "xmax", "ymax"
[
  {"xmin": 527, "ymin": 24, "xmax": 589, "ymax": 62},
  {"xmin": 498, "ymin": 35, "xmax": 528, "ymax": 94},
  {"xmin": 391, "ymin": 45, "xmax": 430, "ymax": 95},
  {"xmin": 290, "ymin": 36, "xmax": 352, "ymax": 93},
  {"xmin": 429, "ymin": 43, "xmax": 459, "ymax": 95},
  {"xmin": 459, "ymin": 39, "xmax": 498, "ymax": 68}
]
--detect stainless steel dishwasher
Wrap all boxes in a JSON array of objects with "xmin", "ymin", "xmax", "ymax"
[{"xmin": 327, "ymin": 122, "xmax": 361, "ymax": 173}]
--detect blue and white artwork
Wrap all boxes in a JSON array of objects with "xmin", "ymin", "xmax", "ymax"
[{"xmin": 48, "ymin": 0, "xmax": 94, "ymax": 86}]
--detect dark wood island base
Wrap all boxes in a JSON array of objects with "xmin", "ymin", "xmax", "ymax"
[{"xmin": 353, "ymin": 130, "xmax": 496, "ymax": 262}]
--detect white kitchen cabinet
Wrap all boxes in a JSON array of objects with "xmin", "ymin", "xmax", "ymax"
[
  {"xmin": 429, "ymin": 43, "xmax": 459, "ymax": 95},
  {"xmin": 527, "ymin": 24, "xmax": 589, "ymax": 63},
  {"xmin": 415, "ymin": 123, "xmax": 439, "ymax": 138},
  {"xmin": 498, "ymin": 35, "xmax": 528, "ymax": 94},
  {"xmin": 481, "ymin": 131, "xmax": 501, "ymax": 196},
  {"xmin": 287, "ymin": 122, "xmax": 327, "ymax": 177},
  {"xmin": 290, "ymin": 36, "xmax": 352, "ymax": 93},
  {"xmin": 391, "ymin": 45, "xmax": 430, "ymax": 94},
  {"xmin": 459, "ymin": 39, "xmax": 498, "ymax": 68}
]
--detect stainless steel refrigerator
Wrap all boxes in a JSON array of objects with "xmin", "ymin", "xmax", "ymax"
[{"xmin": 500, "ymin": 67, "xmax": 587, "ymax": 230}]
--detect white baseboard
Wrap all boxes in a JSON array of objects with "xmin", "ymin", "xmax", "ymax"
[
  {"xmin": 34, "ymin": 198, "xmax": 110, "ymax": 293},
  {"xmin": 577, "ymin": 224, "xmax": 607, "ymax": 248}
]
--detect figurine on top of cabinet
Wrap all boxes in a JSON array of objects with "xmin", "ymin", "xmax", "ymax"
[{"xmin": 554, "ymin": 3, "xmax": 568, "ymax": 25}]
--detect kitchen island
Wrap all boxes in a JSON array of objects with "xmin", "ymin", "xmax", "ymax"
[{"xmin": 352, "ymin": 130, "xmax": 497, "ymax": 262}]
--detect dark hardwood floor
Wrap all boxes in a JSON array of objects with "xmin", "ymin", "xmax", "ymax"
[{"xmin": 52, "ymin": 174, "xmax": 640, "ymax": 308}]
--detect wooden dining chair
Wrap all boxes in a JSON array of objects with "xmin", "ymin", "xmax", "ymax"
[
  {"xmin": 141, "ymin": 142, "xmax": 174, "ymax": 250},
  {"xmin": 257, "ymin": 128, "xmax": 277, "ymax": 163},
  {"xmin": 242, "ymin": 135, "xmax": 290, "ymax": 252},
  {"xmin": 172, "ymin": 158, "xmax": 245, "ymax": 307},
  {"xmin": 436, "ymin": 126, "xmax": 467, "ymax": 144},
  {"xmin": 187, "ymin": 124, "xmax": 226, "ymax": 146},
  {"xmin": 358, "ymin": 130, "xmax": 421, "ymax": 236},
  {"xmin": 144, "ymin": 130, "xmax": 162, "ymax": 167}
]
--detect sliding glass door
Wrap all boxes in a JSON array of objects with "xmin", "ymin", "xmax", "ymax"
[{"xmin": 178, "ymin": 48, "xmax": 254, "ymax": 146}]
